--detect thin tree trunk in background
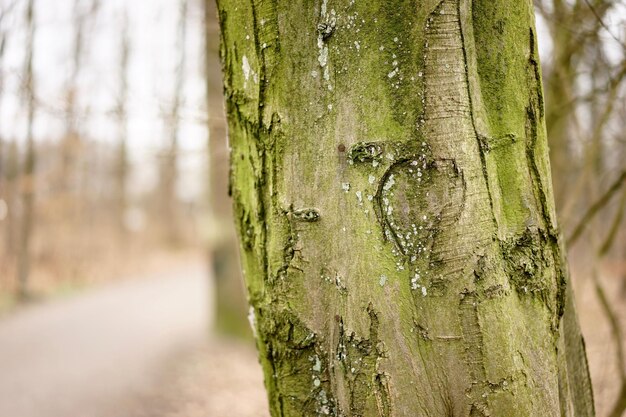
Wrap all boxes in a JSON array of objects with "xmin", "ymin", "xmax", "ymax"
[
  {"xmin": 217, "ymin": 0, "xmax": 595, "ymax": 415},
  {"xmin": 543, "ymin": 0, "xmax": 578, "ymax": 210},
  {"xmin": 204, "ymin": 0, "xmax": 250, "ymax": 336},
  {"xmin": 539, "ymin": 0, "xmax": 619, "ymax": 223},
  {"xmin": 0, "ymin": 2, "xmax": 13, "ymax": 224},
  {"xmin": 115, "ymin": 11, "xmax": 130, "ymax": 235},
  {"xmin": 159, "ymin": 0, "xmax": 187, "ymax": 246},
  {"xmin": 0, "ymin": 3, "xmax": 18, "ymax": 263},
  {"xmin": 17, "ymin": 0, "xmax": 36, "ymax": 300},
  {"xmin": 60, "ymin": 0, "xmax": 87, "ymax": 193},
  {"xmin": 0, "ymin": 19, "xmax": 6, "ymax": 204},
  {"xmin": 3, "ymin": 142, "xmax": 18, "ymax": 256}
]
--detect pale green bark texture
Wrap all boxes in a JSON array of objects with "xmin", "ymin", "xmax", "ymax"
[{"xmin": 215, "ymin": 0, "xmax": 595, "ymax": 416}]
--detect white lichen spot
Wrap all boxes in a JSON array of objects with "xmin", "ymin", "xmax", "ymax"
[
  {"xmin": 421, "ymin": 286, "xmax": 427, "ymax": 296},
  {"xmin": 368, "ymin": 174, "xmax": 376, "ymax": 184},
  {"xmin": 356, "ymin": 190, "xmax": 363, "ymax": 203},
  {"xmin": 324, "ymin": 67, "xmax": 332, "ymax": 82},
  {"xmin": 383, "ymin": 174, "xmax": 395, "ymax": 191},
  {"xmin": 393, "ymin": 37, "xmax": 399, "ymax": 42},
  {"xmin": 247, "ymin": 306, "xmax": 258, "ymax": 338},
  {"xmin": 311, "ymin": 70, "xmax": 319, "ymax": 78},
  {"xmin": 242, "ymin": 55, "xmax": 251, "ymax": 83},
  {"xmin": 354, "ymin": 41, "xmax": 360, "ymax": 51},
  {"xmin": 379, "ymin": 275, "xmax": 387, "ymax": 287},
  {"xmin": 367, "ymin": 194, "xmax": 374, "ymax": 201},
  {"xmin": 342, "ymin": 182, "xmax": 351, "ymax": 192},
  {"xmin": 313, "ymin": 377, "xmax": 321, "ymax": 387},
  {"xmin": 316, "ymin": 0, "xmax": 335, "ymax": 91},
  {"xmin": 387, "ymin": 68, "xmax": 398, "ymax": 78},
  {"xmin": 312, "ymin": 355, "xmax": 322, "ymax": 372},
  {"xmin": 318, "ymin": 46, "xmax": 329, "ymax": 68},
  {"xmin": 328, "ymin": 104, "xmax": 333, "ymax": 111}
]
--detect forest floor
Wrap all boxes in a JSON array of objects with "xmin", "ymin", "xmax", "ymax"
[{"xmin": 0, "ymin": 251, "xmax": 622, "ymax": 417}]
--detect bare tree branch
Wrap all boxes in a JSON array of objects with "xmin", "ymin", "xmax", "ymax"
[
  {"xmin": 567, "ymin": 170, "xmax": 626, "ymax": 246},
  {"xmin": 583, "ymin": 0, "xmax": 626, "ymax": 50}
]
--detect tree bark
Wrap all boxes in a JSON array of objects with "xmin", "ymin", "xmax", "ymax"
[{"xmin": 216, "ymin": 0, "xmax": 595, "ymax": 415}]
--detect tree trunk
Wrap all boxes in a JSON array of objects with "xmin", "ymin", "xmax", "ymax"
[
  {"xmin": 17, "ymin": 0, "xmax": 36, "ymax": 300},
  {"xmin": 60, "ymin": 0, "xmax": 98, "ymax": 194},
  {"xmin": 0, "ymin": 19, "xmax": 6, "ymax": 206},
  {"xmin": 115, "ymin": 11, "xmax": 130, "ymax": 235},
  {"xmin": 216, "ymin": 0, "xmax": 595, "ymax": 415},
  {"xmin": 204, "ymin": 0, "xmax": 250, "ymax": 336},
  {"xmin": 159, "ymin": 0, "xmax": 187, "ymax": 246}
]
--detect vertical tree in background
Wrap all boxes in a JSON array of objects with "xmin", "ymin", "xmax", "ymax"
[
  {"xmin": 217, "ymin": 0, "xmax": 595, "ymax": 415},
  {"xmin": 204, "ymin": 0, "xmax": 249, "ymax": 336},
  {"xmin": 114, "ymin": 10, "xmax": 130, "ymax": 235},
  {"xmin": 0, "ymin": 2, "xmax": 16, "ymax": 240},
  {"xmin": 17, "ymin": 0, "xmax": 36, "ymax": 299},
  {"xmin": 0, "ymin": 5, "xmax": 7, "ymax": 209},
  {"xmin": 537, "ymin": 0, "xmax": 625, "ymax": 216},
  {"xmin": 61, "ymin": 0, "xmax": 99, "ymax": 193},
  {"xmin": 538, "ymin": 4, "xmax": 626, "ymax": 413},
  {"xmin": 1, "ymin": 6, "xmax": 18, "ymax": 260},
  {"xmin": 159, "ymin": 0, "xmax": 187, "ymax": 245}
]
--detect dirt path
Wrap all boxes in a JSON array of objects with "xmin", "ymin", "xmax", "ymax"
[{"xmin": 0, "ymin": 259, "xmax": 217, "ymax": 417}]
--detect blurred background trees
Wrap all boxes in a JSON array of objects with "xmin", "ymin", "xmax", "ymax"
[
  {"xmin": 536, "ymin": 1, "xmax": 626, "ymax": 415},
  {"xmin": 0, "ymin": 0, "xmax": 212, "ymax": 304},
  {"xmin": 0, "ymin": 0, "xmax": 624, "ymax": 414}
]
